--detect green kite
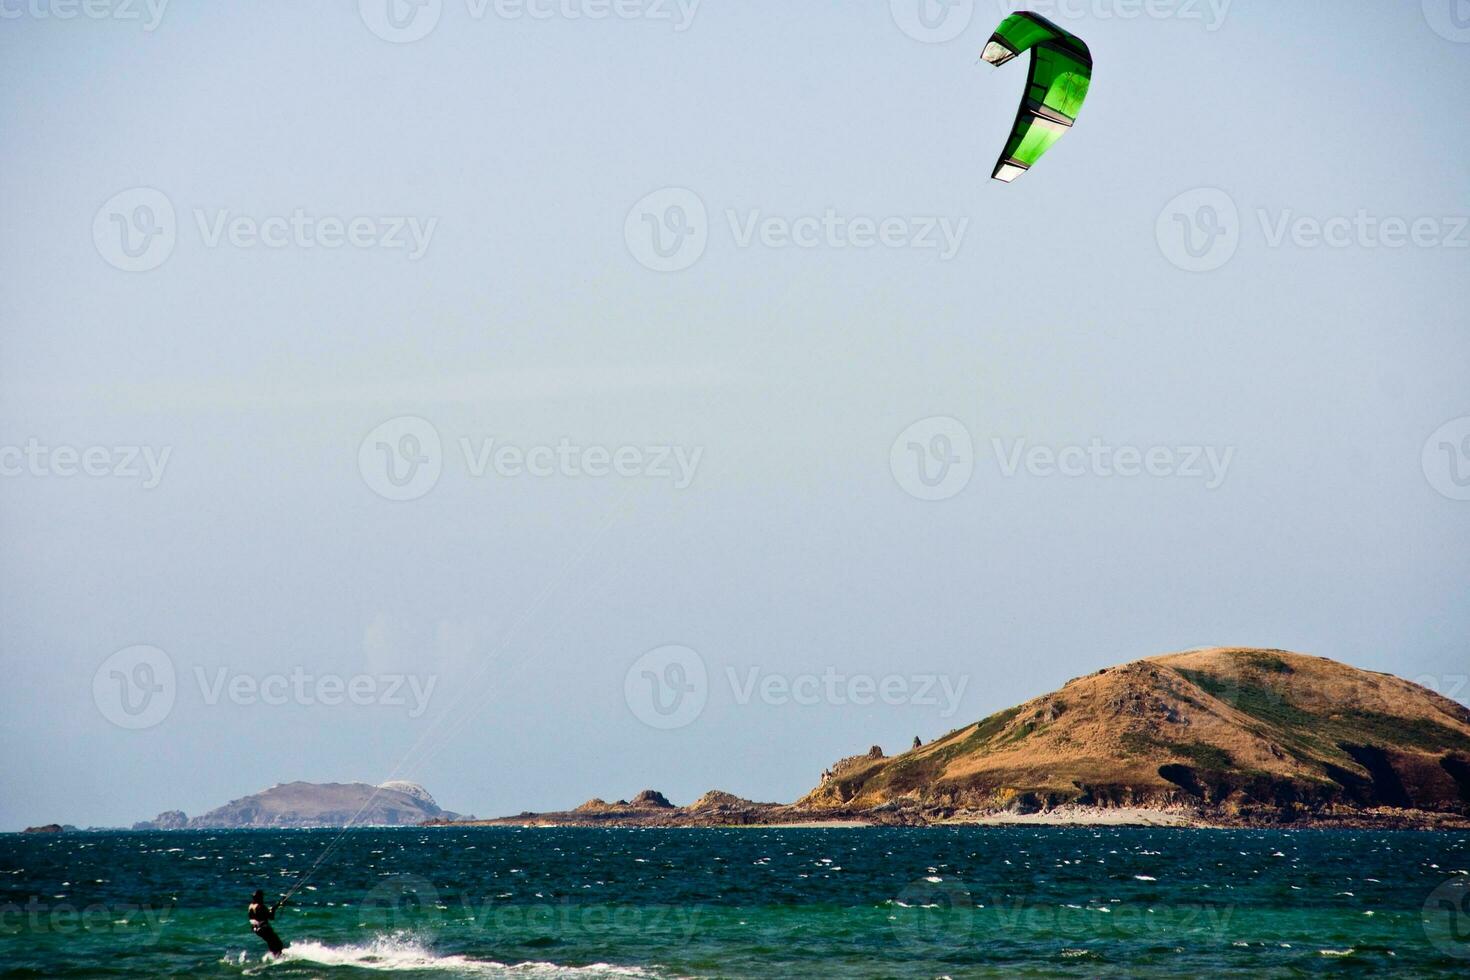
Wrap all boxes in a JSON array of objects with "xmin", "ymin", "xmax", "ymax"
[{"xmin": 981, "ymin": 12, "xmax": 1093, "ymax": 182}]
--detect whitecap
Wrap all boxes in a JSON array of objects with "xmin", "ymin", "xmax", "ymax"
[{"xmin": 279, "ymin": 934, "xmax": 662, "ymax": 977}]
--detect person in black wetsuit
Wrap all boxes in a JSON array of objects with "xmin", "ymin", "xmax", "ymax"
[{"xmin": 247, "ymin": 889, "xmax": 287, "ymax": 956}]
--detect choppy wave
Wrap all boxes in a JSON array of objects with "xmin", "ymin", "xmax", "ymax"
[{"xmin": 263, "ymin": 934, "xmax": 662, "ymax": 977}]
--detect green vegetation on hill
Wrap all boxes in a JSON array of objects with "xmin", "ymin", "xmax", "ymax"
[{"xmin": 801, "ymin": 649, "xmax": 1470, "ymax": 817}]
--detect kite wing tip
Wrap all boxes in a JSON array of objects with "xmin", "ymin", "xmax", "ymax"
[{"xmin": 991, "ymin": 162, "xmax": 1027, "ymax": 183}]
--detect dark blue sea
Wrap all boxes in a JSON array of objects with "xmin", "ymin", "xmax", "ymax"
[{"xmin": 3, "ymin": 826, "xmax": 1469, "ymax": 977}]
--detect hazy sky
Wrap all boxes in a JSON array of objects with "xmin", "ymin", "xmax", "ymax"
[{"xmin": 2, "ymin": 1, "xmax": 1467, "ymax": 829}]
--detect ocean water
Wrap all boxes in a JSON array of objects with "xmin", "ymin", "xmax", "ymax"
[{"xmin": 2, "ymin": 826, "xmax": 1469, "ymax": 977}]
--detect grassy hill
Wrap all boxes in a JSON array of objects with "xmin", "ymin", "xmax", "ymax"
[{"xmin": 798, "ymin": 648, "xmax": 1470, "ymax": 819}]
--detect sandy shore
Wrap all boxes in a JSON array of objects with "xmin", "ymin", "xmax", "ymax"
[
  {"xmin": 942, "ymin": 806, "xmax": 1198, "ymax": 827},
  {"xmin": 447, "ymin": 811, "xmax": 1193, "ymax": 829},
  {"xmin": 432, "ymin": 804, "xmax": 1470, "ymax": 832}
]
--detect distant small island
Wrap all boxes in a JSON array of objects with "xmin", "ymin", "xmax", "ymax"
[
  {"xmin": 132, "ymin": 780, "xmax": 468, "ymax": 830},
  {"xmin": 433, "ymin": 648, "xmax": 1470, "ymax": 831}
]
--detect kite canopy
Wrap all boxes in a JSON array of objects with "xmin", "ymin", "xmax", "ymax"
[{"xmin": 981, "ymin": 12, "xmax": 1092, "ymax": 182}]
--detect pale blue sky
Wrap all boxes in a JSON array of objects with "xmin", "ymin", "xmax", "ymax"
[{"xmin": 2, "ymin": 1, "xmax": 1468, "ymax": 828}]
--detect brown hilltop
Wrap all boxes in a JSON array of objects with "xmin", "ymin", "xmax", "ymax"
[{"xmin": 798, "ymin": 648, "xmax": 1470, "ymax": 822}]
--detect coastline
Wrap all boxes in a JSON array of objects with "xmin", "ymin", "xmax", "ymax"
[{"xmin": 428, "ymin": 802, "xmax": 1470, "ymax": 832}]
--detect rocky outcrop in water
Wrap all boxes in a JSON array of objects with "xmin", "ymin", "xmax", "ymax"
[{"xmin": 133, "ymin": 810, "xmax": 187, "ymax": 831}]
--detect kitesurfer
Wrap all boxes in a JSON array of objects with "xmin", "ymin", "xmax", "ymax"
[{"xmin": 247, "ymin": 889, "xmax": 287, "ymax": 956}]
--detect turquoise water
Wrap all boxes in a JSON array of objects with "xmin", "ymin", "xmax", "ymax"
[{"xmin": 3, "ymin": 826, "xmax": 1469, "ymax": 977}]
